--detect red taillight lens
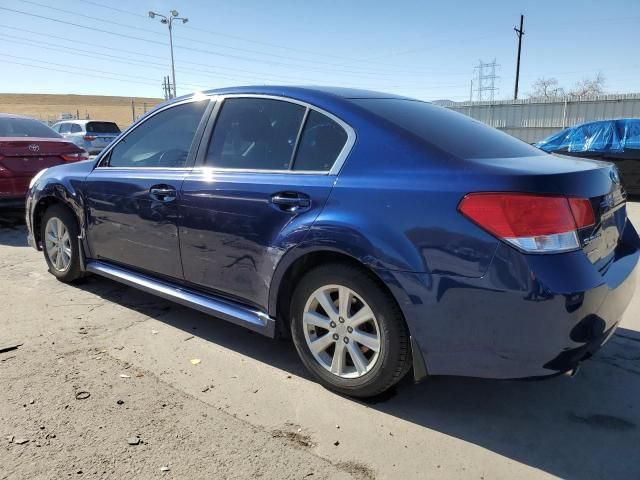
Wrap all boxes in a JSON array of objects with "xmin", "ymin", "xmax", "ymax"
[
  {"xmin": 61, "ymin": 151, "xmax": 89, "ymax": 162},
  {"xmin": 568, "ymin": 197, "xmax": 595, "ymax": 228},
  {"xmin": 459, "ymin": 193, "xmax": 594, "ymax": 253},
  {"xmin": 83, "ymin": 135, "xmax": 96, "ymax": 141}
]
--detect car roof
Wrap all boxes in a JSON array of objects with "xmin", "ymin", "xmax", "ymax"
[
  {"xmin": 54, "ymin": 119, "xmax": 117, "ymax": 124},
  {"xmin": 0, "ymin": 112, "xmax": 40, "ymax": 120},
  {"xmin": 166, "ymin": 85, "xmax": 415, "ymax": 109},
  {"xmin": 203, "ymin": 85, "xmax": 411, "ymax": 100}
]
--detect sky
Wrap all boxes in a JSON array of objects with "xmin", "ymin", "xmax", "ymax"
[{"xmin": 0, "ymin": 0, "xmax": 638, "ymax": 102}]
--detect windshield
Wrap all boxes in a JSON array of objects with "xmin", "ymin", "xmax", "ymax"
[
  {"xmin": 353, "ymin": 98, "xmax": 545, "ymax": 159},
  {"xmin": 0, "ymin": 117, "xmax": 61, "ymax": 138}
]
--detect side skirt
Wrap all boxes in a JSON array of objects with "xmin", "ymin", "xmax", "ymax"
[{"xmin": 86, "ymin": 260, "xmax": 276, "ymax": 337}]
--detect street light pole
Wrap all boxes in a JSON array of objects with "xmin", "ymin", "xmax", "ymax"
[
  {"xmin": 149, "ymin": 10, "xmax": 188, "ymax": 99},
  {"xmin": 168, "ymin": 17, "xmax": 176, "ymax": 99}
]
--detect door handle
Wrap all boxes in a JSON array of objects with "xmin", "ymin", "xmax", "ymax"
[
  {"xmin": 271, "ymin": 193, "xmax": 310, "ymax": 211},
  {"xmin": 149, "ymin": 185, "xmax": 177, "ymax": 202}
]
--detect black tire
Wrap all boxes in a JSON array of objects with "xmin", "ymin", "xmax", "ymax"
[
  {"xmin": 41, "ymin": 204, "xmax": 83, "ymax": 282},
  {"xmin": 290, "ymin": 263, "xmax": 411, "ymax": 398}
]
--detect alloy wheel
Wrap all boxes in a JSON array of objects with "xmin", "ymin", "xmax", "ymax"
[
  {"xmin": 44, "ymin": 217, "xmax": 72, "ymax": 272},
  {"xmin": 302, "ymin": 284, "xmax": 381, "ymax": 379}
]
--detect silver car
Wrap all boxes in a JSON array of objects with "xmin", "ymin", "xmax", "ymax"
[{"xmin": 51, "ymin": 120, "xmax": 121, "ymax": 155}]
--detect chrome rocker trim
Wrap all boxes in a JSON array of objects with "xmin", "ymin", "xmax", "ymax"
[{"xmin": 86, "ymin": 261, "xmax": 276, "ymax": 337}]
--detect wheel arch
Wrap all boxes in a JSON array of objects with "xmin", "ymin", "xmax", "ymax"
[
  {"xmin": 270, "ymin": 245, "xmax": 428, "ymax": 382},
  {"xmin": 31, "ymin": 186, "xmax": 84, "ymax": 250}
]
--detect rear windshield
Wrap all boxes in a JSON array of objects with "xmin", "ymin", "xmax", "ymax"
[
  {"xmin": 86, "ymin": 122, "xmax": 121, "ymax": 134},
  {"xmin": 352, "ymin": 98, "xmax": 544, "ymax": 159},
  {"xmin": 0, "ymin": 117, "xmax": 61, "ymax": 138}
]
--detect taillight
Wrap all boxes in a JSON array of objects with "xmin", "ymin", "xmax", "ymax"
[
  {"xmin": 567, "ymin": 197, "xmax": 595, "ymax": 228},
  {"xmin": 61, "ymin": 151, "xmax": 89, "ymax": 162},
  {"xmin": 458, "ymin": 193, "xmax": 595, "ymax": 253},
  {"xmin": 83, "ymin": 135, "xmax": 96, "ymax": 141}
]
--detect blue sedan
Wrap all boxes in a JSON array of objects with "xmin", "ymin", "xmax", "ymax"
[{"xmin": 25, "ymin": 86, "xmax": 639, "ymax": 397}]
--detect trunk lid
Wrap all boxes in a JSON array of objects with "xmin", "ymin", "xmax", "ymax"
[
  {"xmin": 466, "ymin": 154, "xmax": 629, "ymax": 271},
  {"xmin": 0, "ymin": 137, "xmax": 83, "ymax": 175}
]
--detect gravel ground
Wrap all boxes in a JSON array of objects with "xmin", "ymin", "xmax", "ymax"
[{"xmin": 1, "ymin": 202, "xmax": 640, "ymax": 480}]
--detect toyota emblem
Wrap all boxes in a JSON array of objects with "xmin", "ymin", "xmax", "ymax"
[
  {"xmin": 28, "ymin": 144, "xmax": 40, "ymax": 152},
  {"xmin": 609, "ymin": 168, "xmax": 621, "ymax": 185}
]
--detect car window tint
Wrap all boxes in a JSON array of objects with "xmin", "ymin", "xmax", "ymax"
[
  {"xmin": 59, "ymin": 123, "xmax": 71, "ymax": 134},
  {"xmin": 0, "ymin": 117, "xmax": 61, "ymax": 138},
  {"xmin": 206, "ymin": 98, "xmax": 305, "ymax": 170},
  {"xmin": 87, "ymin": 122, "xmax": 121, "ymax": 134},
  {"xmin": 107, "ymin": 100, "xmax": 208, "ymax": 168},
  {"xmin": 71, "ymin": 123, "xmax": 83, "ymax": 133},
  {"xmin": 293, "ymin": 110, "xmax": 347, "ymax": 171},
  {"xmin": 353, "ymin": 98, "xmax": 545, "ymax": 159}
]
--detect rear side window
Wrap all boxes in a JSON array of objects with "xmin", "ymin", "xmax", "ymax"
[
  {"xmin": 87, "ymin": 122, "xmax": 121, "ymax": 134},
  {"xmin": 106, "ymin": 100, "xmax": 208, "ymax": 168},
  {"xmin": 0, "ymin": 117, "xmax": 61, "ymax": 138},
  {"xmin": 206, "ymin": 98, "xmax": 305, "ymax": 170},
  {"xmin": 353, "ymin": 98, "xmax": 544, "ymax": 159},
  {"xmin": 293, "ymin": 111, "xmax": 348, "ymax": 171},
  {"xmin": 71, "ymin": 123, "xmax": 83, "ymax": 133}
]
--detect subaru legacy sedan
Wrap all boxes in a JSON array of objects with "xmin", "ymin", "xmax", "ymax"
[{"xmin": 25, "ymin": 87, "xmax": 639, "ymax": 398}]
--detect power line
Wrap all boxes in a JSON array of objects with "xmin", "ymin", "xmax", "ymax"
[
  {"xmin": 0, "ymin": 52, "xmax": 195, "ymax": 86},
  {"xmin": 12, "ymin": 0, "xmax": 479, "ymax": 78},
  {"xmin": 1, "ymin": 59, "xmax": 161, "ymax": 88},
  {"xmin": 0, "ymin": 35, "xmax": 291, "ymax": 86},
  {"xmin": 7, "ymin": 2, "xmax": 449, "ymax": 78},
  {"xmin": 0, "ymin": 34, "xmax": 467, "ymax": 92},
  {"xmin": 0, "ymin": 24, "xmax": 319, "ymax": 84},
  {"xmin": 75, "ymin": 0, "xmax": 450, "ymax": 70}
]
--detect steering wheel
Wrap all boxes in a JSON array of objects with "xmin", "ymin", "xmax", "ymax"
[{"xmin": 157, "ymin": 148, "xmax": 187, "ymax": 167}]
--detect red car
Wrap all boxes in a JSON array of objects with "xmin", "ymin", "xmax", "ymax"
[{"xmin": 0, "ymin": 114, "xmax": 88, "ymax": 210}]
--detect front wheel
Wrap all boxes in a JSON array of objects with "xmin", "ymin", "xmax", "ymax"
[
  {"xmin": 41, "ymin": 205, "xmax": 83, "ymax": 282},
  {"xmin": 290, "ymin": 263, "xmax": 411, "ymax": 398}
]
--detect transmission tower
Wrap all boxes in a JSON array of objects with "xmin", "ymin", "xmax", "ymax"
[{"xmin": 474, "ymin": 59, "xmax": 500, "ymax": 101}]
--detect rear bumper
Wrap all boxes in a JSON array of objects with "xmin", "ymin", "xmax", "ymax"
[
  {"xmin": 385, "ymin": 222, "xmax": 640, "ymax": 379},
  {"xmin": 0, "ymin": 196, "xmax": 26, "ymax": 210}
]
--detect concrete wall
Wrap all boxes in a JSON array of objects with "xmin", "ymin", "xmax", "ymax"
[{"xmin": 441, "ymin": 93, "xmax": 640, "ymax": 143}]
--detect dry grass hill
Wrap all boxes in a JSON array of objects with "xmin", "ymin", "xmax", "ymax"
[{"xmin": 0, "ymin": 93, "xmax": 164, "ymax": 129}]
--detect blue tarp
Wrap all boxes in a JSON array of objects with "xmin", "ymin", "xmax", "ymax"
[{"xmin": 535, "ymin": 118, "xmax": 640, "ymax": 153}]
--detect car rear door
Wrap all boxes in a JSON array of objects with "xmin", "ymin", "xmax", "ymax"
[
  {"xmin": 179, "ymin": 96, "xmax": 354, "ymax": 309},
  {"xmin": 84, "ymin": 99, "xmax": 212, "ymax": 279}
]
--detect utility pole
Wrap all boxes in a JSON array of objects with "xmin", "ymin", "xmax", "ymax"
[
  {"xmin": 149, "ymin": 10, "xmax": 189, "ymax": 99},
  {"xmin": 513, "ymin": 14, "xmax": 525, "ymax": 100}
]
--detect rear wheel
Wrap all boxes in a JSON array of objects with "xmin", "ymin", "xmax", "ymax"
[
  {"xmin": 41, "ymin": 205, "xmax": 83, "ymax": 282},
  {"xmin": 290, "ymin": 263, "xmax": 411, "ymax": 398}
]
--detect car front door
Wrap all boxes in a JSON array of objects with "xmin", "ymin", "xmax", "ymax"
[
  {"xmin": 84, "ymin": 99, "xmax": 212, "ymax": 279},
  {"xmin": 179, "ymin": 96, "xmax": 353, "ymax": 309}
]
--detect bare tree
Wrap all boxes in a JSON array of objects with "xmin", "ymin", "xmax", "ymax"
[
  {"xmin": 569, "ymin": 72, "xmax": 606, "ymax": 97},
  {"xmin": 529, "ymin": 77, "xmax": 565, "ymax": 99},
  {"xmin": 528, "ymin": 73, "xmax": 606, "ymax": 100}
]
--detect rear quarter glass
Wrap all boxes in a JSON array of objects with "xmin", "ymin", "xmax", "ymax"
[
  {"xmin": 351, "ymin": 98, "xmax": 544, "ymax": 159},
  {"xmin": 0, "ymin": 117, "xmax": 61, "ymax": 139}
]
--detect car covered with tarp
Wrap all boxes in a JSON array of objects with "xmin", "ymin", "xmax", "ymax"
[{"xmin": 535, "ymin": 118, "xmax": 640, "ymax": 194}]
